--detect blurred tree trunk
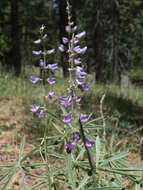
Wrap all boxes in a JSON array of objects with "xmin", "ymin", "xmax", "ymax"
[
  {"xmin": 111, "ymin": 1, "xmax": 119, "ymax": 83},
  {"xmin": 93, "ymin": 0, "xmax": 105, "ymax": 82},
  {"xmin": 59, "ymin": 0, "xmax": 69, "ymax": 77},
  {"xmin": 11, "ymin": 0, "xmax": 21, "ymax": 75}
]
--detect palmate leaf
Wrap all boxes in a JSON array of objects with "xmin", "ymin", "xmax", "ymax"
[
  {"xmin": 99, "ymin": 167, "xmax": 140, "ymax": 178},
  {"xmin": 1, "ymin": 167, "xmax": 17, "ymax": 190},
  {"xmin": 20, "ymin": 147, "xmax": 40, "ymax": 163},
  {"xmin": 100, "ymin": 152, "xmax": 129, "ymax": 166}
]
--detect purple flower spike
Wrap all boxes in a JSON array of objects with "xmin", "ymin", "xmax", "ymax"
[
  {"xmin": 76, "ymin": 31, "xmax": 86, "ymax": 39},
  {"xmin": 48, "ymin": 63, "xmax": 58, "ymax": 71},
  {"xmin": 30, "ymin": 104, "xmax": 40, "ymax": 112},
  {"xmin": 85, "ymin": 138, "xmax": 95, "ymax": 148},
  {"xmin": 61, "ymin": 113, "xmax": 73, "ymax": 123},
  {"xmin": 40, "ymin": 59, "xmax": 45, "ymax": 67},
  {"xmin": 74, "ymin": 58, "xmax": 81, "ymax": 65},
  {"xmin": 80, "ymin": 114, "xmax": 89, "ymax": 123},
  {"xmin": 65, "ymin": 25, "xmax": 71, "ymax": 33},
  {"xmin": 80, "ymin": 83, "xmax": 89, "ymax": 92},
  {"xmin": 59, "ymin": 44, "xmax": 65, "ymax": 52},
  {"xmin": 30, "ymin": 76, "xmax": 40, "ymax": 84},
  {"xmin": 34, "ymin": 39, "xmax": 41, "ymax": 44},
  {"xmin": 47, "ymin": 49, "xmax": 55, "ymax": 54},
  {"xmin": 47, "ymin": 77, "xmax": 56, "ymax": 85},
  {"xmin": 32, "ymin": 50, "xmax": 42, "ymax": 55},
  {"xmin": 72, "ymin": 132, "xmax": 80, "ymax": 141},
  {"xmin": 80, "ymin": 46, "xmax": 87, "ymax": 54},
  {"xmin": 37, "ymin": 110, "xmax": 44, "ymax": 118},
  {"xmin": 62, "ymin": 37, "xmax": 68, "ymax": 44},
  {"xmin": 46, "ymin": 91, "xmax": 55, "ymax": 99},
  {"xmin": 66, "ymin": 141, "xmax": 76, "ymax": 151}
]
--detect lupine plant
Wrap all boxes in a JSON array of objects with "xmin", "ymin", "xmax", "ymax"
[{"xmin": 0, "ymin": 1, "xmax": 143, "ymax": 190}]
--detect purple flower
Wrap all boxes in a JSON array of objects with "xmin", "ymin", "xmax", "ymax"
[
  {"xmin": 66, "ymin": 141, "xmax": 76, "ymax": 151},
  {"xmin": 30, "ymin": 76, "xmax": 40, "ymax": 84},
  {"xmin": 75, "ymin": 96, "xmax": 81, "ymax": 103},
  {"xmin": 80, "ymin": 46, "xmax": 87, "ymax": 54},
  {"xmin": 74, "ymin": 58, "xmax": 81, "ymax": 65},
  {"xmin": 30, "ymin": 104, "xmax": 40, "ymax": 112},
  {"xmin": 34, "ymin": 39, "xmax": 41, "ymax": 44},
  {"xmin": 59, "ymin": 44, "xmax": 65, "ymax": 52},
  {"xmin": 82, "ymin": 64, "xmax": 87, "ymax": 71},
  {"xmin": 47, "ymin": 49, "xmax": 55, "ymax": 54},
  {"xmin": 61, "ymin": 113, "xmax": 73, "ymax": 123},
  {"xmin": 46, "ymin": 91, "xmax": 55, "ymax": 99},
  {"xmin": 72, "ymin": 132, "xmax": 80, "ymax": 141},
  {"xmin": 73, "ymin": 45, "xmax": 81, "ymax": 54},
  {"xmin": 72, "ymin": 25, "xmax": 77, "ymax": 31},
  {"xmin": 67, "ymin": 88, "xmax": 72, "ymax": 94},
  {"xmin": 40, "ymin": 59, "xmax": 45, "ymax": 67},
  {"xmin": 62, "ymin": 37, "xmax": 68, "ymax": 44},
  {"xmin": 32, "ymin": 50, "xmax": 42, "ymax": 55},
  {"xmin": 80, "ymin": 114, "xmax": 89, "ymax": 123},
  {"xmin": 80, "ymin": 83, "xmax": 89, "ymax": 92},
  {"xmin": 65, "ymin": 25, "xmax": 71, "ymax": 33},
  {"xmin": 74, "ymin": 38, "xmax": 79, "ymax": 44},
  {"xmin": 47, "ymin": 77, "xmax": 56, "ymax": 85},
  {"xmin": 48, "ymin": 63, "xmax": 58, "ymax": 71},
  {"xmin": 58, "ymin": 96, "xmax": 72, "ymax": 107},
  {"xmin": 76, "ymin": 31, "xmax": 86, "ymax": 39},
  {"xmin": 85, "ymin": 138, "xmax": 95, "ymax": 148},
  {"xmin": 77, "ymin": 71, "xmax": 87, "ymax": 79},
  {"xmin": 75, "ymin": 79, "xmax": 84, "ymax": 85},
  {"xmin": 37, "ymin": 110, "xmax": 44, "ymax": 118},
  {"xmin": 69, "ymin": 22, "xmax": 74, "ymax": 26}
]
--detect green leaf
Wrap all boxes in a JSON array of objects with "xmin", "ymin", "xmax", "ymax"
[
  {"xmin": 18, "ymin": 136, "xmax": 26, "ymax": 163},
  {"xmin": 76, "ymin": 174, "xmax": 90, "ymax": 190},
  {"xmin": 47, "ymin": 150, "xmax": 65, "ymax": 159},
  {"xmin": 66, "ymin": 153, "xmax": 76, "ymax": 188},
  {"xmin": 28, "ymin": 181, "xmax": 46, "ymax": 190},
  {"xmin": 52, "ymin": 122, "xmax": 63, "ymax": 134},
  {"xmin": 96, "ymin": 136, "xmax": 101, "ymax": 168},
  {"xmin": 75, "ymin": 147, "xmax": 85, "ymax": 161},
  {"xmin": 100, "ymin": 152, "xmax": 129, "ymax": 166},
  {"xmin": 2, "ymin": 167, "xmax": 17, "ymax": 190},
  {"xmin": 22, "ymin": 170, "xmax": 27, "ymax": 190},
  {"xmin": 20, "ymin": 147, "xmax": 39, "ymax": 163},
  {"xmin": 89, "ymin": 187, "xmax": 122, "ymax": 190}
]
